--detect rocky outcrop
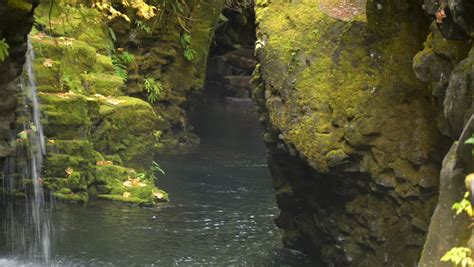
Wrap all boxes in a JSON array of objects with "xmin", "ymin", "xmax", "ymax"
[
  {"xmin": 0, "ymin": 0, "xmax": 38, "ymax": 173},
  {"xmin": 419, "ymin": 116, "xmax": 474, "ymax": 266},
  {"xmin": 3, "ymin": 0, "xmax": 229, "ymax": 204},
  {"xmin": 253, "ymin": 0, "xmax": 448, "ymax": 265},
  {"xmin": 2, "ymin": 1, "xmax": 170, "ymax": 205},
  {"xmin": 423, "ymin": 0, "xmax": 474, "ymax": 40},
  {"xmin": 413, "ymin": 4, "xmax": 474, "ymax": 264},
  {"xmin": 110, "ymin": 0, "xmax": 226, "ymax": 146}
]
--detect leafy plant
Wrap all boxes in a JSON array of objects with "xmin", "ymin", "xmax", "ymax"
[
  {"xmin": 180, "ymin": 32, "xmax": 196, "ymax": 61},
  {"xmin": 135, "ymin": 20, "xmax": 152, "ymax": 34},
  {"xmin": 452, "ymin": 192, "xmax": 473, "ymax": 216},
  {"xmin": 442, "ymin": 136, "xmax": 474, "ymax": 265},
  {"xmin": 441, "ymin": 247, "xmax": 474, "ymax": 267},
  {"xmin": 150, "ymin": 161, "xmax": 165, "ymax": 181},
  {"xmin": 143, "ymin": 77, "xmax": 162, "ymax": 103},
  {"xmin": 0, "ymin": 39, "xmax": 10, "ymax": 62},
  {"xmin": 112, "ymin": 51, "xmax": 135, "ymax": 82}
]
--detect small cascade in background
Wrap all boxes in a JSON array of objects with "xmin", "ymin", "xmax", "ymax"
[{"xmin": 1, "ymin": 38, "xmax": 52, "ymax": 263}]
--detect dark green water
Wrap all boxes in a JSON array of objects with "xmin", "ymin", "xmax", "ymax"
[{"xmin": 0, "ymin": 86, "xmax": 314, "ymax": 266}]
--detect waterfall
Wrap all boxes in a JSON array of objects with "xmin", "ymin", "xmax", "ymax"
[{"xmin": 1, "ymin": 38, "xmax": 52, "ymax": 264}]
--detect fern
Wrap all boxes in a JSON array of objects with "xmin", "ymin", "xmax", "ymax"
[
  {"xmin": 143, "ymin": 77, "xmax": 162, "ymax": 103},
  {"xmin": 135, "ymin": 20, "xmax": 152, "ymax": 34},
  {"xmin": 0, "ymin": 39, "xmax": 10, "ymax": 62},
  {"xmin": 180, "ymin": 33, "xmax": 196, "ymax": 61},
  {"xmin": 112, "ymin": 51, "xmax": 135, "ymax": 82}
]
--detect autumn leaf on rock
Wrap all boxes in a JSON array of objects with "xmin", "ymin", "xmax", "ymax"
[
  {"xmin": 436, "ymin": 9, "xmax": 446, "ymax": 24},
  {"xmin": 96, "ymin": 160, "xmax": 113, "ymax": 166},
  {"xmin": 106, "ymin": 98, "xmax": 125, "ymax": 105},
  {"xmin": 65, "ymin": 167, "xmax": 74, "ymax": 177},
  {"xmin": 43, "ymin": 58, "xmax": 54, "ymax": 68},
  {"xmin": 153, "ymin": 191, "xmax": 164, "ymax": 200}
]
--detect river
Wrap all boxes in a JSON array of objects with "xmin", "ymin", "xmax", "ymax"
[{"xmin": 0, "ymin": 83, "xmax": 313, "ymax": 266}]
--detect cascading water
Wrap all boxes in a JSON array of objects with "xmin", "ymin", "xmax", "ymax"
[{"xmin": 1, "ymin": 38, "xmax": 52, "ymax": 264}]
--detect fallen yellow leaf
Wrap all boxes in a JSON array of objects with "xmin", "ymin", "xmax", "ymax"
[
  {"xmin": 65, "ymin": 167, "xmax": 74, "ymax": 177},
  {"xmin": 43, "ymin": 58, "xmax": 54, "ymax": 68}
]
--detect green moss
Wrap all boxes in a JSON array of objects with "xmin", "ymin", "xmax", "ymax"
[
  {"xmin": 40, "ymin": 93, "xmax": 100, "ymax": 139},
  {"xmin": 93, "ymin": 96, "xmax": 157, "ymax": 165},
  {"xmin": 256, "ymin": 1, "xmax": 435, "ymax": 172},
  {"xmin": 33, "ymin": 58, "xmax": 62, "ymax": 93},
  {"xmin": 7, "ymin": 0, "xmax": 32, "ymax": 13},
  {"xmin": 97, "ymin": 194, "xmax": 151, "ymax": 206},
  {"xmin": 53, "ymin": 191, "xmax": 88, "ymax": 203},
  {"xmin": 94, "ymin": 54, "xmax": 115, "ymax": 74},
  {"xmin": 62, "ymin": 40, "xmax": 97, "ymax": 73},
  {"xmin": 80, "ymin": 73, "xmax": 124, "ymax": 96}
]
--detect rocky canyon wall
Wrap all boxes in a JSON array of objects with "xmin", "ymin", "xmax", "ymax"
[
  {"xmin": 0, "ymin": 0, "xmax": 38, "ymax": 174},
  {"xmin": 253, "ymin": 0, "xmax": 450, "ymax": 265}
]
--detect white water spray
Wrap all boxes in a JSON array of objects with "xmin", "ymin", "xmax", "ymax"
[{"xmin": 2, "ymin": 38, "xmax": 52, "ymax": 264}]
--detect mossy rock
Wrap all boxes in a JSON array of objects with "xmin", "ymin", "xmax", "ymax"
[
  {"xmin": 53, "ymin": 191, "xmax": 88, "ymax": 203},
  {"xmin": 93, "ymin": 96, "xmax": 157, "ymax": 166},
  {"xmin": 40, "ymin": 93, "xmax": 100, "ymax": 139},
  {"xmin": 46, "ymin": 140, "xmax": 104, "ymax": 162},
  {"xmin": 93, "ymin": 54, "xmax": 115, "ymax": 74},
  {"xmin": 33, "ymin": 58, "xmax": 62, "ymax": 93},
  {"xmin": 80, "ymin": 73, "xmax": 124, "ymax": 96},
  {"xmin": 255, "ymin": 1, "xmax": 444, "ymax": 266}
]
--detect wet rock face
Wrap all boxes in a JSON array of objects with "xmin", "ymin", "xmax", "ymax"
[
  {"xmin": 423, "ymin": 0, "xmax": 474, "ymax": 39},
  {"xmin": 419, "ymin": 117, "xmax": 474, "ymax": 266},
  {"xmin": 254, "ymin": 0, "xmax": 447, "ymax": 265},
  {"xmin": 413, "ymin": 4, "xmax": 474, "ymax": 264},
  {"xmin": 0, "ymin": 1, "xmax": 38, "ymax": 171}
]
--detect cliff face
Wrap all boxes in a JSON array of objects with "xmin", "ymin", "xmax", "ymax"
[
  {"xmin": 413, "ymin": 1, "xmax": 474, "ymax": 264},
  {"xmin": 253, "ymin": 0, "xmax": 449, "ymax": 265},
  {"xmin": 0, "ymin": 0, "xmax": 37, "ymax": 172},
  {"xmin": 110, "ymin": 0, "xmax": 226, "ymax": 146},
  {"xmin": 0, "ymin": 0, "xmax": 225, "ymax": 205}
]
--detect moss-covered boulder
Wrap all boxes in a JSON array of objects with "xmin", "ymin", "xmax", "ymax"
[
  {"xmin": 254, "ymin": 0, "xmax": 447, "ymax": 265},
  {"xmin": 93, "ymin": 96, "xmax": 157, "ymax": 166},
  {"xmin": 26, "ymin": 1, "xmax": 168, "ymax": 206}
]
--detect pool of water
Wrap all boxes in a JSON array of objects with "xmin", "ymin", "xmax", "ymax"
[{"xmin": 0, "ymin": 85, "xmax": 314, "ymax": 266}]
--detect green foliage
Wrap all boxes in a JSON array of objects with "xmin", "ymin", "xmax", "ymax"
[
  {"xmin": 112, "ymin": 51, "xmax": 135, "ymax": 82},
  {"xmin": 107, "ymin": 26, "xmax": 117, "ymax": 43},
  {"xmin": 441, "ymin": 247, "xmax": 474, "ymax": 267},
  {"xmin": 143, "ymin": 77, "xmax": 162, "ymax": 103},
  {"xmin": 0, "ymin": 39, "xmax": 10, "ymax": 62},
  {"xmin": 60, "ymin": 74, "xmax": 74, "ymax": 91},
  {"xmin": 443, "ymin": 137, "xmax": 474, "ymax": 265},
  {"xmin": 180, "ymin": 32, "xmax": 196, "ymax": 61},
  {"xmin": 135, "ymin": 20, "xmax": 152, "ymax": 34},
  {"xmin": 150, "ymin": 161, "xmax": 165, "ymax": 181},
  {"xmin": 452, "ymin": 191, "xmax": 473, "ymax": 216}
]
